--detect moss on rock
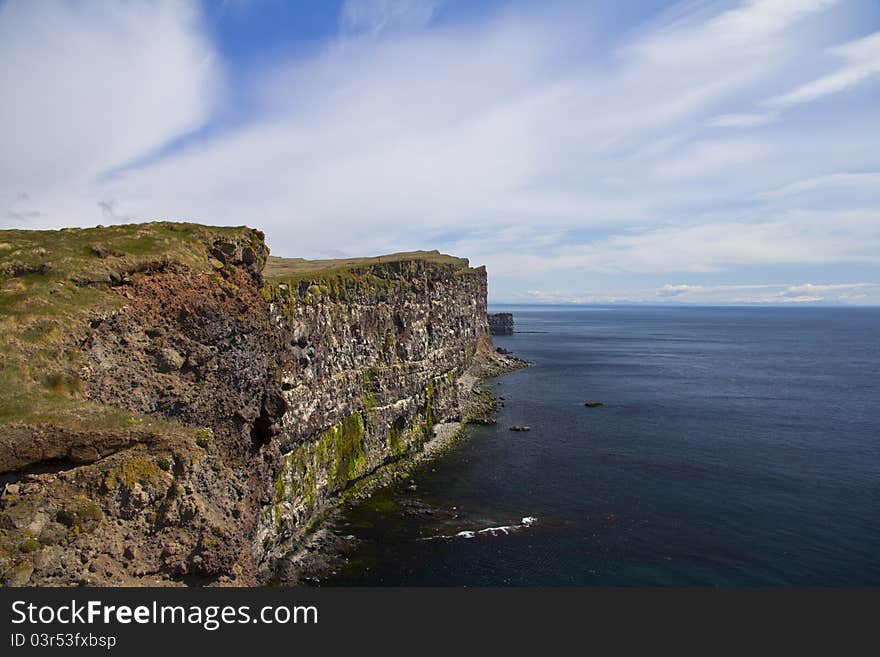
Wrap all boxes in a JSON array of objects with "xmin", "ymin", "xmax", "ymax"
[{"xmin": 317, "ymin": 413, "xmax": 367, "ymax": 490}]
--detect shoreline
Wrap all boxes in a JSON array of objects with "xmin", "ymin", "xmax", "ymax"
[{"xmin": 266, "ymin": 348, "xmax": 528, "ymax": 585}]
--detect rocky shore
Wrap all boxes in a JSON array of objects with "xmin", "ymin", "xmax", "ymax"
[{"xmin": 266, "ymin": 347, "xmax": 526, "ymax": 585}]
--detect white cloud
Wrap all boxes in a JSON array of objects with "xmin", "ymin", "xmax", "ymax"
[
  {"xmin": 759, "ymin": 172, "xmax": 880, "ymax": 198},
  {"xmin": 605, "ymin": 208, "xmax": 880, "ymax": 272},
  {"xmin": 506, "ymin": 282, "xmax": 880, "ymax": 306},
  {"xmin": 652, "ymin": 138, "xmax": 771, "ymax": 180},
  {"xmin": 706, "ymin": 0, "xmax": 839, "ymax": 42},
  {"xmin": 447, "ymin": 207, "xmax": 880, "ymax": 287},
  {"xmin": 708, "ymin": 112, "xmax": 778, "ymax": 128},
  {"xmin": 76, "ymin": 0, "xmax": 853, "ymax": 238},
  {"xmin": 659, "ymin": 284, "xmax": 705, "ymax": 297},
  {"xmin": 768, "ymin": 30, "xmax": 880, "ymax": 107},
  {"xmin": 0, "ymin": 0, "xmax": 217, "ymax": 216}
]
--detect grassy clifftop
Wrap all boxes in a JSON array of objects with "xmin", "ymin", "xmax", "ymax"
[
  {"xmin": 263, "ymin": 250, "xmax": 481, "ymax": 305},
  {"xmin": 264, "ymin": 250, "xmax": 472, "ymax": 281},
  {"xmin": 0, "ymin": 221, "xmax": 260, "ymax": 436}
]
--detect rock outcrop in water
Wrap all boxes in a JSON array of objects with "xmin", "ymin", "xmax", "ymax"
[
  {"xmin": 488, "ymin": 312, "xmax": 514, "ymax": 335},
  {"xmin": 0, "ymin": 222, "xmax": 523, "ymax": 586}
]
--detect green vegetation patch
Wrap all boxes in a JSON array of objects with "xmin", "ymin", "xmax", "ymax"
[
  {"xmin": 55, "ymin": 496, "xmax": 103, "ymax": 530},
  {"xmin": 387, "ymin": 423, "xmax": 406, "ymax": 458},
  {"xmin": 317, "ymin": 412, "xmax": 367, "ymax": 490},
  {"xmin": 102, "ymin": 454, "xmax": 167, "ymax": 490},
  {"xmin": 286, "ymin": 444, "xmax": 318, "ymax": 512}
]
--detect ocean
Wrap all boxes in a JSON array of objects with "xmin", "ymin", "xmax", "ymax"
[{"xmin": 322, "ymin": 306, "xmax": 880, "ymax": 586}]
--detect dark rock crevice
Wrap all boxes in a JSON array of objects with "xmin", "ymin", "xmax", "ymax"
[{"xmin": 250, "ymin": 388, "xmax": 288, "ymax": 449}]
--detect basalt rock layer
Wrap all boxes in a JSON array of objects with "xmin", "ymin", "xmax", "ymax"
[{"xmin": 0, "ymin": 222, "xmax": 517, "ymax": 586}]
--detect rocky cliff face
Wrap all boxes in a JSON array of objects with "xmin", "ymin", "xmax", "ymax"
[
  {"xmin": 257, "ymin": 257, "xmax": 489, "ymax": 572},
  {"xmin": 0, "ymin": 223, "xmax": 513, "ymax": 586}
]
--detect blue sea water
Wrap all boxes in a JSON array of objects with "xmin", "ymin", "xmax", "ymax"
[{"xmin": 324, "ymin": 306, "xmax": 880, "ymax": 586}]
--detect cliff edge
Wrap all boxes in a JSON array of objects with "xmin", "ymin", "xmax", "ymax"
[{"xmin": 0, "ymin": 222, "xmax": 522, "ymax": 586}]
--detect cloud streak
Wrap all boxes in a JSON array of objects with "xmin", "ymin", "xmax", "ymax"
[
  {"xmin": 340, "ymin": 0, "xmax": 442, "ymax": 37},
  {"xmin": 508, "ymin": 282, "xmax": 880, "ymax": 306},
  {"xmin": 767, "ymin": 30, "xmax": 880, "ymax": 107}
]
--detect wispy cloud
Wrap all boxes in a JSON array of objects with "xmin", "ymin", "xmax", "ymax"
[
  {"xmin": 340, "ymin": 0, "xmax": 442, "ymax": 37},
  {"xmin": 759, "ymin": 172, "xmax": 880, "ymax": 198},
  {"xmin": 0, "ymin": 0, "xmax": 217, "ymax": 196},
  {"xmin": 508, "ymin": 282, "xmax": 880, "ymax": 306},
  {"xmin": 708, "ymin": 112, "xmax": 778, "ymax": 128},
  {"xmin": 767, "ymin": 30, "xmax": 880, "ymax": 107}
]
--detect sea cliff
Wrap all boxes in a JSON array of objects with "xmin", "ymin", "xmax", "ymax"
[{"xmin": 0, "ymin": 222, "xmax": 521, "ymax": 586}]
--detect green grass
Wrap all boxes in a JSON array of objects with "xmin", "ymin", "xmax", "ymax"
[{"xmin": 263, "ymin": 250, "xmax": 471, "ymax": 282}]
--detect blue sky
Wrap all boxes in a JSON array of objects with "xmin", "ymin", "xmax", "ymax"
[{"xmin": 2, "ymin": 0, "xmax": 880, "ymax": 305}]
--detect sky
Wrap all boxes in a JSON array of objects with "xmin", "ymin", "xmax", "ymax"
[{"xmin": 1, "ymin": 0, "xmax": 879, "ymax": 305}]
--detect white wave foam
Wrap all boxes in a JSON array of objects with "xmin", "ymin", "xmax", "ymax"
[{"xmin": 420, "ymin": 516, "xmax": 538, "ymax": 541}]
